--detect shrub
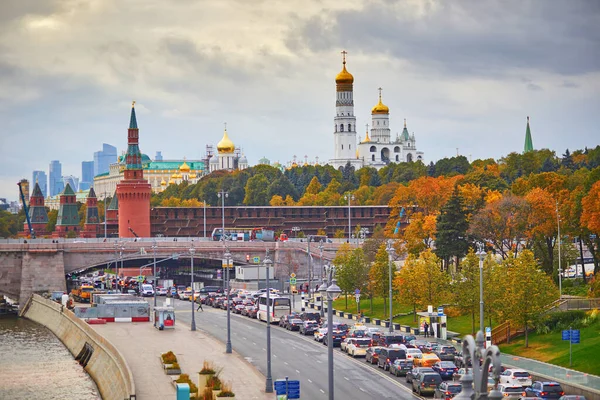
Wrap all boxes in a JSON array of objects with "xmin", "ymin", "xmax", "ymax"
[
  {"xmin": 161, "ymin": 351, "xmax": 177, "ymax": 364},
  {"xmin": 207, "ymin": 374, "xmax": 222, "ymax": 390},
  {"xmin": 443, "ymin": 306, "xmax": 461, "ymax": 318},
  {"xmin": 167, "ymin": 362, "xmax": 180, "ymax": 370},
  {"xmin": 201, "ymin": 386, "xmax": 213, "ymax": 400},
  {"xmin": 217, "ymin": 381, "xmax": 235, "ymax": 397},
  {"xmin": 199, "ymin": 360, "xmax": 215, "ymax": 375},
  {"xmin": 540, "ymin": 311, "xmax": 587, "ymax": 331},
  {"xmin": 176, "ymin": 374, "xmax": 198, "ymax": 394}
]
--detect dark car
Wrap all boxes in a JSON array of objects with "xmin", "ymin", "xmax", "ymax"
[
  {"xmin": 376, "ymin": 333, "xmax": 405, "ymax": 348},
  {"xmin": 377, "ymin": 348, "xmax": 407, "ymax": 371},
  {"xmin": 365, "ymin": 346, "xmax": 384, "ymax": 365},
  {"xmin": 436, "ymin": 346, "xmax": 457, "ymax": 361},
  {"xmin": 287, "ymin": 318, "xmax": 303, "ymax": 331},
  {"xmin": 410, "ymin": 339, "xmax": 430, "ymax": 350},
  {"xmin": 406, "ymin": 367, "xmax": 435, "ymax": 384},
  {"xmin": 432, "ymin": 361, "xmax": 458, "ymax": 380},
  {"xmin": 390, "ymin": 359, "xmax": 414, "ymax": 377},
  {"xmin": 434, "ymin": 381, "xmax": 462, "ymax": 399},
  {"xmin": 279, "ymin": 313, "xmax": 300, "ymax": 329},
  {"xmin": 524, "ymin": 382, "xmax": 565, "ymax": 399},
  {"xmin": 248, "ymin": 305, "xmax": 258, "ymax": 319},
  {"xmin": 299, "ymin": 311, "xmax": 321, "ymax": 324},
  {"xmin": 199, "ymin": 286, "xmax": 222, "ymax": 294},
  {"xmin": 323, "ymin": 330, "xmax": 346, "ymax": 347},
  {"xmin": 412, "ymin": 372, "xmax": 443, "ymax": 396},
  {"xmin": 299, "ymin": 321, "xmax": 319, "ymax": 335}
]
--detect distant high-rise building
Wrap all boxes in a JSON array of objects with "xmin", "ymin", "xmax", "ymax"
[
  {"xmin": 32, "ymin": 170, "xmax": 48, "ymax": 197},
  {"xmin": 63, "ymin": 175, "xmax": 80, "ymax": 192},
  {"xmin": 93, "ymin": 143, "xmax": 117, "ymax": 177},
  {"xmin": 155, "ymin": 151, "xmax": 163, "ymax": 161},
  {"xmin": 49, "ymin": 160, "xmax": 63, "ymax": 196},
  {"xmin": 80, "ymin": 161, "xmax": 94, "ymax": 191},
  {"xmin": 18, "ymin": 179, "xmax": 30, "ymax": 207}
]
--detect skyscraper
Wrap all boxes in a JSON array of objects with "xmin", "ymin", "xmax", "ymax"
[
  {"xmin": 80, "ymin": 161, "xmax": 94, "ymax": 191},
  {"xmin": 155, "ymin": 151, "xmax": 163, "ymax": 161},
  {"xmin": 63, "ymin": 175, "xmax": 80, "ymax": 192},
  {"xmin": 49, "ymin": 160, "xmax": 64, "ymax": 196},
  {"xmin": 32, "ymin": 170, "xmax": 48, "ymax": 197},
  {"xmin": 93, "ymin": 143, "xmax": 117, "ymax": 177}
]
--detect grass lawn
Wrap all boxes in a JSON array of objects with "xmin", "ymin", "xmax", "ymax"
[{"xmin": 500, "ymin": 320, "xmax": 600, "ymax": 376}]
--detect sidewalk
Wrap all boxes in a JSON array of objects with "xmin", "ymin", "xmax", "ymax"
[{"xmin": 91, "ymin": 321, "xmax": 273, "ymax": 399}]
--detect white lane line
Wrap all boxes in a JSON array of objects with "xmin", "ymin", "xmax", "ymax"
[
  {"xmin": 344, "ymin": 376, "xmax": 349, "ymax": 381},
  {"xmin": 284, "ymin": 361, "xmax": 289, "ymax": 365},
  {"xmin": 359, "ymin": 387, "xmax": 367, "ymax": 393},
  {"xmin": 233, "ymin": 332, "xmax": 238, "ymax": 335},
  {"xmin": 320, "ymin": 389, "xmax": 325, "ymax": 394},
  {"xmin": 307, "ymin": 379, "xmax": 313, "ymax": 383},
  {"xmin": 305, "ymin": 353, "xmax": 308, "ymax": 356},
  {"xmin": 262, "ymin": 348, "xmax": 266, "ymax": 351},
  {"xmin": 316, "ymin": 360, "xmax": 322, "ymax": 364},
  {"xmin": 243, "ymin": 337, "xmax": 247, "ymax": 340},
  {"xmin": 253, "ymin": 342, "xmax": 257, "ymax": 346},
  {"xmin": 273, "ymin": 354, "xmax": 277, "ymax": 358}
]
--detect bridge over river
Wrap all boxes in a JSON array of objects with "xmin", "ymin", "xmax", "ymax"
[{"xmin": 0, "ymin": 238, "xmax": 346, "ymax": 307}]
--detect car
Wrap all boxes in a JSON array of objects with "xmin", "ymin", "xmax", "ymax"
[
  {"xmin": 347, "ymin": 326, "xmax": 368, "ymax": 338},
  {"xmin": 410, "ymin": 339, "xmax": 430, "ymax": 350},
  {"xmin": 406, "ymin": 367, "xmax": 435, "ymax": 384},
  {"xmin": 412, "ymin": 372, "xmax": 443, "ymax": 396},
  {"xmin": 376, "ymin": 333, "xmax": 405, "ymax": 347},
  {"xmin": 156, "ymin": 286, "xmax": 168, "ymax": 296},
  {"xmin": 279, "ymin": 313, "xmax": 300, "ymax": 329},
  {"xmin": 247, "ymin": 305, "xmax": 258, "ymax": 319},
  {"xmin": 432, "ymin": 361, "xmax": 458, "ymax": 380},
  {"xmin": 406, "ymin": 348, "xmax": 423, "ymax": 361},
  {"xmin": 436, "ymin": 346, "xmax": 457, "ymax": 361},
  {"xmin": 524, "ymin": 382, "xmax": 565, "ymax": 399},
  {"xmin": 415, "ymin": 352, "xmax": 441, "ymax": 368},
  {"xmin": 365, "ymin": 346, "xmax": 384, "ymax": 364},
  {"xmin": 425, "ymin": 342, "xmax": 442, "ymax": 353},
  {"xmin": 323, "ymin": 330, "xmax": 346, "ymax": 347},
  {"xmin": 287, "ymin": 318, "xmax": 303, "ymax": 331},
  {"xmin": 346, "ymin": 338, "xmax": 372, "ymax": 357},
  {"xmin": 340, "ymin": 337, "xmax": 351, "ymax": 353},
  {"xmin": 234, "ymin": 303, "xmax": 246, "ymax": 314},
  {"xmin": 390, "ymin": 359, "xmax": 414, "ymax": 377},
  {"xmin": 377, "ymin": 348, "xmax": 407, "ymax": 371},
  {"xmin": 497, "ymin": 384, "xmax": 526, "ymax": 399},
  {"xmin": 199, "ymin": 286, "xmax": 222, "ymax": 294},
  {"xmin": 180, "ymin": 290, "xmax": 192, "ymax": 301},
  {"xmin": 434, "ymin": 381, "xmax": 462, "ymax": 399},
  {"xmin": 452, "ymin": 368, "xmax": 470, "ymax": 382},
  {"xmin": 298, "ymin": 311, "xmax": 321, "ymax": 324},
  {"xmin": 366, "ymin": 327, "xmax": 382, "ymax": 338},
  {"xmin": 558, "ymin": 396, "xmax": 587, "ymax": 400},
  {"xmin": 299, "ymin": 321, "xmax": 319, "ymax": 335},
  {"xmin": 499, "ymin": 369, "xmax": 532, "ymax": 387},
  {"xmin": 314, "ymin": 328, "xmax": 328, "ymax": 342},
  {"xmin": 140, "ymin": 284, "xmax": 154, "ymax": 297}
]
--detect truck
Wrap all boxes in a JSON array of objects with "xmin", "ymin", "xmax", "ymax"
[
  {"xmin": 71, "ymin": 284, "xmax": 95, "ymax": 303},
  {"xmin": 251, "ymin": 228, "xmax": 276, "ymax": 242}
]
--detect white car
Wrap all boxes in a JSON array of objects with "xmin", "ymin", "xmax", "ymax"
[
  {"xmin": 156, "ymin": 287, "xmax": 168, "ymax": 296},
  {"xmin": 497, "ymin": 384, "xmax": 525, "ymax": 399},
  {"xmin": 405, "ymin": 348, "xmax": 423, "ymax": 361},
  {"xmin": 340, "ymin": 338, "xmax": 351, "ymax": 353},
  {"xmin": 141, "ymin": 284, "xmax": 154, "ymax": 297},
  {"xmin": 366, "ymin": 327, "xmax": 381, "ymax": 338},
  {"xmin": 314, "ymin": 328, "xmax": 328, "ymax": 342},
  {"xmin": 346, "ymin": 338, "xmax": 372, "ymax": 357},
  {"xmin": 499, "ymin": 369, "xmax": 532, "ymax": 387}
]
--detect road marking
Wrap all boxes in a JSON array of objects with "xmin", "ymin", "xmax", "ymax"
[
  {"xmin": 320, "ymin": 389, "xmax": 325, "ymax": 394},
  {"xmin": 284, "ymin": 361, "xmax": 288, "ymax": 365},
  {"xmin": 262, "ymin": 348, "xmax": 266, "ymax": 351},
  {"xmin": 305, "ymin": 353, "xmax": 308, "ymax": 356},
  {"xmin": 344, "ymin": 376, "xmax": 349, "ymax": 381},
  {"xmin": 307, "ymin": 379, "xmax": 313, "ymax": 383},
  {"xmin": 316, "ymin": 360, "xmax": 322, "ymax": 363},
  {"xmin": 359, "ymin": 387, "xmax": 367, "ymax": 393},
  {"xmin": 295, "ymin": 369, "xmax": 300, "ymax": 373},
  {"xmin": 253, "ymin": 342, "xmax": 257, "ymax": 345},
  {"xmin": 243, "ymin": 337, "xmax": 247, "ymax": 340}
]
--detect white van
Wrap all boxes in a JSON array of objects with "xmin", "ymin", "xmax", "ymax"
[{"xmin": 141, "ymin": 284, "xmax": 154, "ymax": 297}]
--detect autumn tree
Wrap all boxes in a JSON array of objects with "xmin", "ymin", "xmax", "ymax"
[
  {"xmin": 369, "ymin": 244, "xmax": 393, "ymax": 317},
  {"xmin": 415, "ymin": 250, "xmax": 449, "ymax": 306},
  {"xmin": 243, "ymin": 174, "xmax": 269, "ymax": 205},
  {"xmin": 435, "ymin": 188, "xmax": 470, "ymax": 270},
  {"xmin": 454, "ymin": 250, "xmax": 480, "ymax": 334},
  {"xmin": 336, "ymin": 248, "xmax": 370, "ymax": 312},
  {"xmin": 394, "ymin": 253, "xmax": 422, "ymax": 321}
]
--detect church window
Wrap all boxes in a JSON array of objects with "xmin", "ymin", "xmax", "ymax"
[
  {"xmin": 394, "ymin": 146, "xmax": 400, "ymax": 153},
  {"xmin": 372, "ymin": 155, "xmax": 375, "ymax": 161},
  {"xmin": 341, "ymin": 144, "xmax": 344, "ymax": 150},
  {"xmin": 335, "ymin": 125, "xmax": 337, "ymax": 132},
  {"xmin": 349, "ymin": 144, "xmax": 351, "ymax": 150},
  {"xmin": 396, "ymin": 155, "xmax": 399, "ymax": 161},
  {"xmin": 348, "ymin": 124, "xmax": 351, "ymax": 131},
  {"xmin": 407, "ymin": 153, "xmax": 413, "ymax": 162},
  {"xmin": 370, "ymin": 146, "xmax": 376, "ymax": 152},
  {"xmin": 340, "ymin": 124, "xmax": 344, "ymax": 132},
  {"xmin": 377, "ymin": 121, "xmax": 379, "ymax": 125}
]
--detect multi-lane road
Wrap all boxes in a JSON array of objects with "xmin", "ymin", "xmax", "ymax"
[{"xmin": 165, "ymin": 298, "xmax": 424, "ymax": 399}]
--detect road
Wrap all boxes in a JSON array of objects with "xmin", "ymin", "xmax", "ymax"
[{"xmin": 164, "ymin": 298, "xmax": 424, "ymax": 400}]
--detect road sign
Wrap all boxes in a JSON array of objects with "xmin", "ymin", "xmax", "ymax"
[
  {"xmin": 291, "ymin": 273, "xmax": 296, "ymax": 278},
  {"xmin": 291, "ymin": 285, "xmax": 297, "ymax": 294},
  {"xmin": 355, "ymin": 288, "xmax": 360, "ymax": 295},
  {"xmin": 274, "ymin": 379, "xmax": 300, "ymax": 399},
  {"xmin": 222, "ymin": 259, "xmax": 233, "ymax": 269},
  {"xmin": 485, "ymin": 326, "xmax": 491, "ymax": 333},
  {"xmin": 253, "ymin": 256, "xmax": 260, "ymax": 264},
  {"xmin": 562, "ymin": 330, "xmax": 571, "ymax": 341},
  {"xmin": 438, "ymin": 306, "xmax": 444, "ymax": 316},
  {"xmin": 137, "ymin": 275, "xmax": 144, "ymax": 283},
  {"xmin": 571, "ymin": 329, "xmax": 580, "ymax": 344},
  {"xmin": 290, "ymin": 277, "xmax": 297, "ymax": 285},
  {"xmin": 355, "ymin": 294, "xmax": 361, "ymax": 303}
]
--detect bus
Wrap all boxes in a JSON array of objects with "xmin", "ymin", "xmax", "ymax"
[
  {"xmin": 257, "ymin": 294, "xmax": 292, "ymax": 323},
  {"xmin": 211, "ymin": 228, "xmax": 250, "ymax": 241}
]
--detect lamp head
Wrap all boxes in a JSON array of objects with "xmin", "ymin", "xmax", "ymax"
[
  {"xmin": 327, "ymin": 278, "xmax": 342, "ymax": 300},
  {"xmin": 189, "ymin": 247, "xmax": 195, "ymax": 255},
  {"xmin": 318, "ymin": 281, "xmax": 328, "ymax": 294}
]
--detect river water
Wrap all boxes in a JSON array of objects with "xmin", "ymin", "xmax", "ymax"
[{"xmin": 0, "ymin": 317, "xmax": 101, "ymax": 400}]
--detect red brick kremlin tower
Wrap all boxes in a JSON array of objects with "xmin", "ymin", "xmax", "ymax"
[
  {"xmin": 116, "ymin": 102, "xmax": 151, "ymax": 238},
  {"xmin": 81, "ymin": 187, "xmax": 100, "ymax": 238}
]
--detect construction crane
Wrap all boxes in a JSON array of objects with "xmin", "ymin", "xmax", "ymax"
[{"xmin": 17, "ymin": 181, "xmax": 35, "ymax": 239}]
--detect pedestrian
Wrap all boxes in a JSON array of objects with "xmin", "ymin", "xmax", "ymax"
[
  {"xmin": 423, "ymin": 321, "xmax": 429, "ymax": 338},
  {"xmin": 359, "ymin": 311, "xmax": 365, "ymax": 323},
  {"xmin": 197, "ymin": 301, "xmax": 203, "ymax": 311}
]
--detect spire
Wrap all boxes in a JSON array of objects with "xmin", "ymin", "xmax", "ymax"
[
  {"xmin": 62, "ymin": 183, "xmax": 75, "ymax": 196},
  {"xmin": 524, "ymin": 116, "xmax": 533, "ymax": 153},
  {"xmin": 88, "ymin": 186, "xmax": 97, "ymax": 198},
  {"xmin": 404, "ymin": 118, "xmax": 407, "ymax": 129},
  {"xmin": 400, "ymin": 118, "xmax": 410, "ymax": 141},
  {"xmin": 363, "ymin": 124, "xmax": 371, "ymax": 142},
  {"xmin": 31, "ymin": 182, "xmax": 43, "ymax": 198},
  {"xmin": 108, "ymin": 190, "xmax": 119, "ymax": 210},
  {"xmin": 129, "ymin": 101, "xmax": 138, "ymax": 129}
]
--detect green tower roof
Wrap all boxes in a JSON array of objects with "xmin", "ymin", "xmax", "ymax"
[
  {"xmin": 129, "ymin": 103, "xmax": 138, "ymax": 129},
  {"xmin": 108, "ymin": 191, "xmax": 119, "ymax": 210},
  {"xmin": 31, "ymin": 182, "xmax": 44, "ymax": 198},
  {"xmin": 56, "ymin": 183, "xmax": 80, "ymax": 226},
  {"xmin": 524, "ymin": 116, "xmax": 533, "ymax": 153},
  {"xmin": 62, "ymin": 183, "xmax": 75, "ymax": 196},
  {"xmin": 400, "ymin": 119, "xmax": 410, "ymax": 141}
]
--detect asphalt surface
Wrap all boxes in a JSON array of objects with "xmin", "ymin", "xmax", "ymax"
[{"xmin": 164, "ymin": 298, "xmax": 425, "ymax": 400}]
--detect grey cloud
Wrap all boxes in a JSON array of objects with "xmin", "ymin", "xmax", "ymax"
[
  {"xmin": 0, "ymin": 0, "xmax": 63, "ymax": 24},
  {"xmin": 285, "ymin": 0, "xmax": 600, "ymax": 77},
  {"xmin": 527, "ymin": 83, "xmax": 543, "ymax": 91},
  {"xmin": 561, "ymin": 81, "xmax": 579, "ymax": 88}
]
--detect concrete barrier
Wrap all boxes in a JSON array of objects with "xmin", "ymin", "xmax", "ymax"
[
  {"xmin": 393, "ymin": 323, "xmax": 400, "ymax": 331},
  {"xmin": 345, "ymin": 313, "xmax": 353, "ymax": 320},
  {"xmin": 382, "ymin": 321, "xmax": 390, "ymax": 328},
  {"xmin": 401, "ymin": 325, "xmax": 411, "ymax": 333},
  {"xmin": 373, "ymin": 318, "xmax": 381, "ymax": 326},
  {"xmin": 364, "ymin": 317, "xmax": 371, "ymax": 324},
  {"xmin": 21, "ymin": 294, "xmax": 136, "ymax": 400}
]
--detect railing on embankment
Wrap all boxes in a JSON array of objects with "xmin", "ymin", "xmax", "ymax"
[{"xmin": 20, "ymin": 294, "xmax": 136, "ymax": 400}]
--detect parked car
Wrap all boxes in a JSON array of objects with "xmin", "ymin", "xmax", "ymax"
[
  {"xmin": 346, "ymin": 338, "xmax": 372, "ymax": 357},
  {"xmin": 524, "ymin": 382, "xmax": 565, "ymax": 399},
  {"xmin": 323, "ymin": 330, "xmax": 346, "ymax": 347},
  {"xmin": 287, "ymin": 318, "xmax": 303, "ymax": 331},
  {"xmin": 499, "ymin": 369, "xmax": 532, "ymax": 387},
  {"xmin": 497, "ymin": 384, "xmax": 525, "ymax": 399},
  {"xmin": 436, "ymin": 346, "xmax": 457, "ymax": 361},
  {"xmin": 377, "ymin": 348, "xmax": 407, "ymax": 371},
  {"xmin": 365, "ymin": 346, "xmax": 384, "ymax": 365},
  {"xmin": 432, "ymin": 361, "xmax": 458, "ymax": 380},
  {"xmin": 434, "ymin": 381, "xmax": 462, "ymax": 399},
  {"xmin": 390, "ymin": 359, "xmax": 414, "ymax": 377},
  {"xmin": 412, "ymin": 372, "xmax": 443, "ymax": 396},
  {"xmin": 376, "ymin": 333, "xmax": 406, "ymax": 347},
  {"xmin": 406, "ymin": 367, "xmax": 435, "ymax": 384},
  {"xmin": 314, "ymin": 328, "xmax": 328, "ymax": 342},
  {"xmin": 299, "ymin": 321, "xmax": 319, "ymax": 335}
]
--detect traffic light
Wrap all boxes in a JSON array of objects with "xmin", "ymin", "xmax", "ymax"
[
  {"xmin": 246, "ymin": 254, "xmax": 250, "ymax": 262},
  {"xmin": 291, "ymin": 285, "xmax": 298, "ymax": 294}
]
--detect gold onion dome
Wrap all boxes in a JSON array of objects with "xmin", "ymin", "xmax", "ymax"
[
  {"xmin": 168, "ymin": 177, "xmax": 175, "ymax": 184},
  {"xmin": 189, "ymin": 173, "xmax": 197, "ymax": 179},
  {"xmin": 335, "ymin": 63, "xmax": 354, "ymax": 84},
  {"xmin": 160, "ymin": 178, "xmax": 167, "ymax": 186},
  {"xmin": 217, "ymin": 128, "xmax": 235, "ymax": 154},
  {"xmin": 372, "ymin": 88, "xmax": 389, "ymax": 114},
  {"xmin": 179, "ymin": 161, "xmax": 190, "ymax": 172}
]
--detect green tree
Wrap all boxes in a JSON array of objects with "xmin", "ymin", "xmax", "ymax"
[
  {"xmin": 454, "ymin": 250, "xmax": 480, "ymax": 334},
  {"xmin": 243, "ymin": 175, "xmax": 269, "ymax": 205},
  {"xmin": 46, "ymin": 209, "xmax": 58, "ymax": 233},
  {"xmin": 435, "ymin": 188, "xmax": 470, "ymax": 270},
  {"xmin": 368, "ymin": 244, "xmax": 392, "ymax": 317},
  {"xmin": 394, "ymin": 253, "xmax": 422, "ymax": 322},
  {"xmin": 415, "ymin": 249, "xmax": 449, "ymax": 306}
]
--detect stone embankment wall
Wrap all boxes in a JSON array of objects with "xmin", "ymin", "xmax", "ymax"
[{"xmin": 20, "ymin": 294, "xmax": 135, "ymax": 400}]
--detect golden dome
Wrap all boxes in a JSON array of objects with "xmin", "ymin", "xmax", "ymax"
[
  {"xmin": 371, "ymin": 87, "xmax": 389, "ymax": 114},
  {"xmin": 217, "ymin": 129, "xmax": 235, "ymax": 154},
  {"xmin": 189, "ymin": 173, "xmax": 197, "ymax": 179},
  {"xmin": 179, "ymin": 161, "xmax": 190, "ymax": 172},
  {"xmin": 356, "ymin": 149, "xmax": 359, "ymax": 159},
  {"xmin": 168, "ymin": 178, "xmax": 175, "ymax": 184},
  {"xmin": 335, "ymin": 51, "xmax": 354, "ymax": 85},
  {"xmin": 160, "ymin": 178, "xmax": 167, "ymax": 186},
  {"xmin": 363, "ymin": 129, "xmax": 371, "ymax": 143}
]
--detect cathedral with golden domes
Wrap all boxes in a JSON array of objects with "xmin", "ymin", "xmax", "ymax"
[{"xmin": 329, "ymin": 51, "xmax": 424, "ymax": 170}]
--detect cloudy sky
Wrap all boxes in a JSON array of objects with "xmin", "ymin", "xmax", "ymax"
[{"xmin": 1, "ymin": 0, "xmax": 599, "ymax": 201}]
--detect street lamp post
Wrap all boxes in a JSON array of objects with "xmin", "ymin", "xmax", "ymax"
[
  {"xmin": 319, "ymin": 266, "xmax": 341, "ymax": 400},
  {"xmin": 476, "ymin": 243, "xmax": 486, "ymax": 335},
  {"xmin": 344, "ymin": 194, "xmax": 355, "ymax": 243},
  {"xmin": 454, "ymin": 332, "xmax": 503, "ymax": 400},
  {"xmin": 113, "ymin": 241, "xmax": 119, "ymax": 291},
  {"xmin": 386, "ymin": 240, "xmax": 395, "ymax": 333},
  {"xmin": 104, "ymin": 192, "xmax": 108, "ymax": 239},
  {"xmin": 190, "ymin": 245, "xmax": 196, "ymax": 331},
  {"xmin": 203, "ymin": 200, "xmax": 207, "ymax": 239},
  {"xmin": 152, "ymin": 239, "xmax": 158, "ymax": 308},
  {"xmin": 224, "ymin": 246, "xmax": 232, "ymax": 353},
  {"xmin": 119, "ymin": 244, "xmax": 125, "ymax": 293},
  {"xmin": 319, "ymin": 240, "xmax": 325, "ymax": 318},
  {"xmin": 264, "ymin": 251, "xmax": 274, "ymax": 393},
  {"xmin": 556, "ymin": 201, "xmax": 562, "ymax": 298},
  {"xmin": 218, "ymin": 191, "xmax": 228, "ymax": 242}
]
